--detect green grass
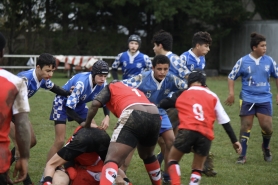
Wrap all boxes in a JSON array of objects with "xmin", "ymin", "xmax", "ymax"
[{"xmin": 11, "ymin": 72, "xmax": 278, "ymax": 185}]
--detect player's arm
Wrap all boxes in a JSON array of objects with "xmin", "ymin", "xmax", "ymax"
[
  {"xmin": 222, "ymin": 123, "xmax": 242, "ymax": 154},
  {"xmin": 111, "ymin": 53, "xmax": 122, "ymax": 80},
  {"xmin": 172, "ymin": 55, "xmax": 190, "ymax": 79},
  {"xmin": 66, "ymin": 107, "xmax": 85, "ymax": 124},
  {"xmin": 12, "ymin": 80, "xmax": 31, "ymax": 183},
  {"xmin": 224, "ymin": 78, "xmax": 235, "ymax": 106},
  {"xmin": 215, "ymin": 97, "xmax": 242, "ymax": 154},
  {"xmin": 122, "ymin": 74, "xmax": 143, "ymax": 88},
  {"xmin": 144, "ymin": 55, "xmax": 152, "ymax": 71},
  {"xmin": 159, "ymin": 90, "xmax": 184, "ymax": 109},
  {"xmin": 84, "ymin": 85, "xmax": 111, "ymax": 128},
  {"xmin": 50, "ymin": 84, "xmax": 71, "ymax": 97},
  {"xmin": 65, "ymin": 82, "xmax": 84, "ymax": 124}
]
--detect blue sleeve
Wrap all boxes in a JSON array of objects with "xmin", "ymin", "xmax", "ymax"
[
  {"xmin": 66, "ymin": 81, "xmax": 84, "ymax": 109},
  {"xmin": 144, "ymin": 55, "xmax": 152, "ymax": 71},
  {"xmin": 171, "ymin": 55, "xmax": 190, "ymax": 78},
  {"xmin": 122, "ymin": 74, "xmax": 143, "ymax": 88},
  {"xmin": 112, "ymin": 53, "xmax": 123, "ymax": 69},
  {"xmin": 228, "ymin": 58, "xmax": 242, "ymax": 80},
  {"xmin": 40, "ymin": 79, "xmax": 55, "ymax": 90}
]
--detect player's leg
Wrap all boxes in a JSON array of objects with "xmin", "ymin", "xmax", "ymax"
[
  {"xmin": 119, "ymin": 147, "xmax": 136, "ymax": 173},
  {"xmin": 136, "ymin": 111, "xmax": 161, "ymax": 185},
  {"xmin": 237, "ymin": 101, "xmax": 255, "ymax": 164},
  {"xmin": 256, "ymin": 102, "xmax": 273, "ymax": 162},
  {"xmin": 100, "ymin": 142, "xmax": 134, "ymax": 185},
  {"xmin": 160, "ymin": 128, "xmax": 175, "ymax": 184},
  {"xmin": 157, "ymin": 137, "xmax": 165, "ymax": 165},
  {"xmin": 52, "ymin": 170, "xmax": 70, "ymax": 185},
  {"xmin": 100, "ymin": 109, "xmax": 138, "ymax": 185},
  {"xmin": 190, "ymin": 131, "xmax": 211, "ymax": 185},
  {"xmin": 47, "ymin": 122, "xmax": 67, "ymax": 161}
]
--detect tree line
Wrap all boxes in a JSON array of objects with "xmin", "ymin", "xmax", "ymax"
[{"xmin": 0, "ymin": 0, "xmax": 276, "ymax": 69}]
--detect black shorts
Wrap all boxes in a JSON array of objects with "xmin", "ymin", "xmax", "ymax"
[
  {"xmin": 111, "ymin": 109, "xmax": 161, "ymax": 148},
  {"xmin": 0, "ymin": 172, "xmax": 8, "ymax": 184},
  {"xmin": 58, "ymin": 127, "xmax": 111, "ymax": 161},
  {"xmin": 174, "ymin": 129, "xmax": 211, "ymax": 156}
]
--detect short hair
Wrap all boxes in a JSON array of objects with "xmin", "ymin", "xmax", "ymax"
[
  {"xmin": 0, "ymin": 32, "xmax": 6, "ymax": 50},
  {"xmin": 250, "ymin": 32, "xmax": 266, "ymax": 51},
  {"xmin": 37, "ymin": 53, "xmax": 56, "ymax": 69},
  {"xmin": 152, "ymin": 30, "xmax": 173, "ymax": 51},
  {"xmin": 152, "ymin": 54, "xmax": 170, "ymax": 67},
  {"xmin": 192, "ymin": 31, "xmax": 212, "ymax": 48}
]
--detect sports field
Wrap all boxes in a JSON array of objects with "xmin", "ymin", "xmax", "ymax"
[{"xmin": 11, "ymin": 72, "xmax": 278, "ymax": 185}]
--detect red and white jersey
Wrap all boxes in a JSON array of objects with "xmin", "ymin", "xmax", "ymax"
[
  {"xmin": 0, "ymin": 69, "xmax": 30, "ymax": 173},
  {"xmin": 176, "ymin": 86, "xmax": 230, "ymax": 140},
  {"xmin": 108, "ymin": 82, "xmax": 155, "ymax": 117}
]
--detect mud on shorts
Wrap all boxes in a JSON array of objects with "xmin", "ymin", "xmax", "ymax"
[
  {"xmin": 71, "ymin": 168, "xmax": 101, "ymax": 185},
  {"xmin": 111, "ymin": 109, "xmax": 161, "ymax": 148},
  {"xmin": 174, "ymin": 129, "xmax": 211, "ymax": 156}
]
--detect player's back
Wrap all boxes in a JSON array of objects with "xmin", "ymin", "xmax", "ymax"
[
  {"xmin": 63, "ymin": 72, "xmax": 91, "ymax": 90},
  {"xmin": 176, "ymin": 86, "xmax": 218, "ymax": 140}
]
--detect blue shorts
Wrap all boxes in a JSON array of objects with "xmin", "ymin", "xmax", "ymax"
[
  {"xmin": 49, "ymin": 96, "xmax": 88, "ymax": 123},
  {"xmin": 240, "ymin": 101, "xmax": 272, "ymax": 116},
  {"xmin": 159, "ymin": 113, "xmax": 172, "ymax": 135}
]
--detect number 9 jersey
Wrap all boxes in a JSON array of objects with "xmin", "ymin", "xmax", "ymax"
[{"xmin": 176, "ymin": 86, "xmax": 230, "ymax": 140}]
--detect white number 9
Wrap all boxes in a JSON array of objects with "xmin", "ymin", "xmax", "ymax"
[{"xmin": 193, "ymin": 103, "xmax": 205, "ymax": 121}]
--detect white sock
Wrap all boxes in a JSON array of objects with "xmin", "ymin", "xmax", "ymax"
[{"xmin": 189, "ymin": 173, "xmax": 201, "ymax": 185}]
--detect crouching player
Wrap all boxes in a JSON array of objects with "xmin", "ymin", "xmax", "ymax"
[
  {"xmin": 159, "ymin": 70, "xmax": 242, "ymax": 185},
  {"xmin": 84, "ymin": 82, "xmax": 162, "ymax": 185},
  {"xmin": 42, "ymin": 122, "xmax": 130, "ymax": 185}
]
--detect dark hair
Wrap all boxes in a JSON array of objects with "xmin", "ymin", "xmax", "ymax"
[
  {"xmin": 0, "ymin": 32, "xmax": 6, "ymax": 50},
  {"xmin": 152, "ymin": 54, "xmax": 170, "ymax": 67},
  {"xmin": 187, "ymin": 69, "xmax": 207, "ymax": 87},
  {"xmin": 192, "ymin": 31, "xmax": 212, "ymax": 48},
  {"xmin": 250, "ymin": 32, "xmax": 266, "ymax": 51},
  {"xmin": 152, "ymin": 30, "xmax": 173, "ymax": 51},
  {"xmin": 37, "ymin": 53, "xmax": 56, "ymax": 69}
]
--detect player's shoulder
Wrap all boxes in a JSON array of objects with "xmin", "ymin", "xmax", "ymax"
[
  {"xmin": 262, "ymin": 54, "xmax": 274, "ymax": 61},
  {"xmin": 17, "ymin": 69, "xmax": 33, "ymax": 77},
  {"xmin": 0, "ymin": 69, "xmax": 25, "ymax": 89}
]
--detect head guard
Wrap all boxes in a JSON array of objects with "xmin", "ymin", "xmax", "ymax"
[
  {"xmin": 128, "ymin": 34, "xmax": 141, "ymax": 48},
  {"xmin": 91, "ymin": 60, "xmax": 109, "ymax": 78},
  {"xmin": 187, "ymin": 69, "xmax": 207, "ymax": 87}
]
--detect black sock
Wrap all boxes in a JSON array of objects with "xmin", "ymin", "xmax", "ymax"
[{"xmin": 23, "ymin": 174, "xmax": 32, "ymax": 185}]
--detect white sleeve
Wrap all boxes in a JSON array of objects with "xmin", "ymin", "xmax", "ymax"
[
  {"xmin": 215, "ymin": 97, "xmax": 230, "ymax": 124},
  {"xmin": 12, "ymin": 79, "xmax": 30, "ymax": 115}
]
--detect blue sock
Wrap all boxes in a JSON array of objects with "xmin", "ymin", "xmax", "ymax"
[
  {"xmin": 157, "ymin": 152, "xmax": 164, "ymax": 165},
  {"xmin": 240, "ymin": 131, "xmax": 250, "ymax": 156},
  {"xmin": 262, "ymin": 130, "xmax": 272, "ymax": 149}
]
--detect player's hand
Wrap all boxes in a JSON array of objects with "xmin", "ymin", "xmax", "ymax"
[
  {"xmin": 13, "ymin": 158, "xmax": 28, "ymax": 183},
  {"xmin": 233, "ymin": 142, "xmax": 242, "ymax": 154},
  {"xmin": 100, "ymin": 115, "xmax": 110, "ymax": 130},
  {"xmin": 114, "ymin": 175, "xmax": 126, "ymax": 185},
  {"xmin": 224, "ymin": 95, "xmax": 235, "ymax": 106},
  {"xmin": 70, "ymin": 86, "xmax": 75, "ymax": 93}
]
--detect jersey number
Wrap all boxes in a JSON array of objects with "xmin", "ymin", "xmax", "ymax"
[
  {"xmin": 193, "ymin": 104, "xmax": 204, "ymax": 121},
  {"xmin": 132, "ymin": 89, "xmax": 141, "ymax": 97}
]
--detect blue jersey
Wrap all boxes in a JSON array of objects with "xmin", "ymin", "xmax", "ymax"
[
  {"xmin": 166, "ymin": 51, "xmax": 190, "ymax": 79},
  {"xmin": 228, "ymin": 54, "xmax": 278, "ymax": 103},
  {"xmin": 180, "ymin": 49, "xmax": 206, "ymax": 72},
  {"xmin": 17, "ymin": 69, "xmax": 54, "ymax": 98},
  {"xmin": 112, "ymin": 50, "xmax": 152, "ymax": 79},
  {"xmin": 122, "ymin": 71, "xmax": 187, "ymax": 107},
  {"xmin": 61, "ymin": 72, "xmax": 106, "ymax": 109}
]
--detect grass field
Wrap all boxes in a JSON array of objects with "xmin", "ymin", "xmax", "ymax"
[{"xmin": 11, "ymin": 71, "xmax": 278, "ymax": 185}]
